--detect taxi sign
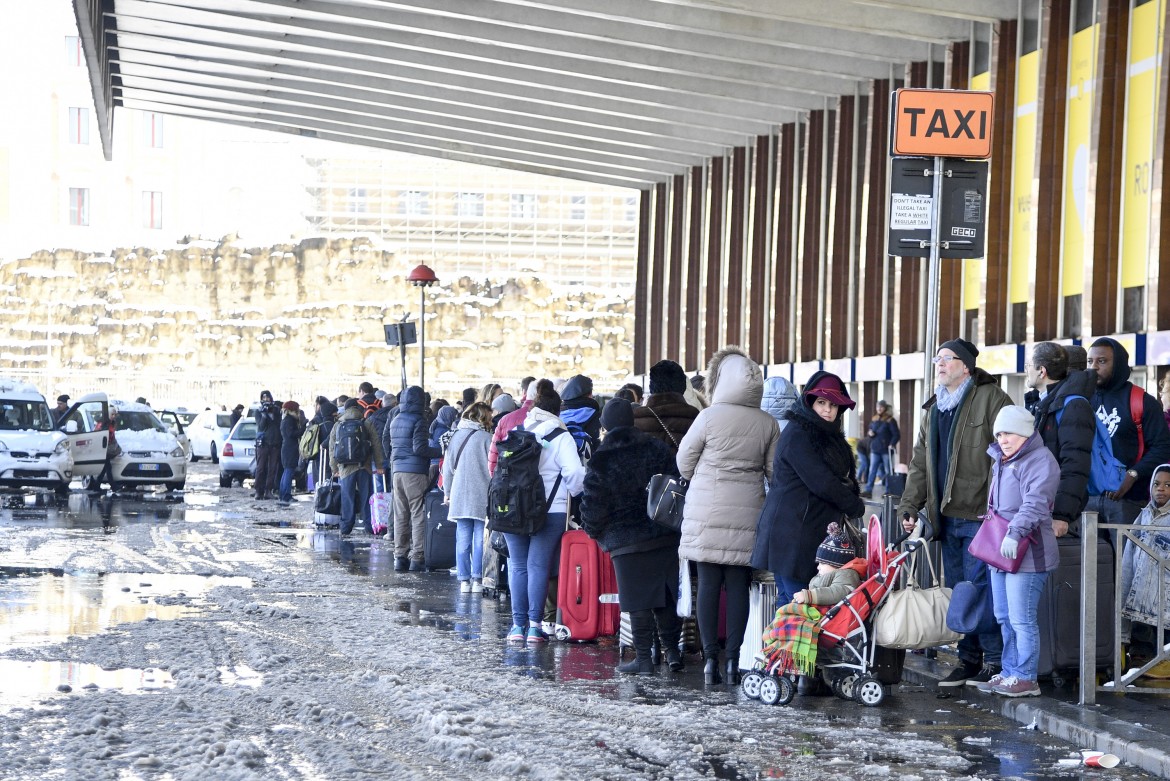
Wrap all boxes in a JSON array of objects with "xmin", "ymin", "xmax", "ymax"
[{"xmin": 891, "ymin": 89, "xmax": 994, "ymax": 158}]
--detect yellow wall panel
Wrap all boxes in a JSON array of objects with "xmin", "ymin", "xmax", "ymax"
[
  {"xmin": 1010, "ymin": 52, "xmax": 1040, "ymax": 304},
  {"xmin": 1061, "ymin": 25, "xmax": 1097, "ymax": 298},
  {"xmin": 964, "ymin": 71, "xmax": 991, "ymax": 312}
]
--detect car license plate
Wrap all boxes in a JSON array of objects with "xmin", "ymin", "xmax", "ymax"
[
  {"xmin": 140, "ymin": 463, "xmax": 161, "ymax": 471},
  {"xmin": 245, "ymin": 448, "xmax": 254, "ymax": 456}
]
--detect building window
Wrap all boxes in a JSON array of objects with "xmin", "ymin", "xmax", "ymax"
[
  {"xmin": 625, "ymin": 195, "xmax": 638, "ymax": 221},
  {"xmin": 570, "ymin": 195, "xmax": 586, "ymax": 220},
  {"xmin": 400, "ymin": 190, "xmax": 429, "ymax": 216},
  {"xmin": 68, "ymin": 107, "xmax": 89, "ymax": 145},
  {"xmin": 68, "ymin": 188, "xmax": 90, "ymax": 226},
  {"xmin": 143, "ymin": 191, "xmax": 163, "ymax": 229},
  {"xmin": 65, "ymin": 36, "xmax": 83, "ymax": 66},
  {"xmin": 347, "ymin": 187, "xmax": 367, "ymax": 213},
  {"xmin": 142, "ymin": 112, "xmax": 164, "ymax": 148},
  {"xmin": 455, "ymin": 191, "xmax": 484, "ymax": 217},
  {"xmin": 511, "ymin": 193, "xmax": 537, "ymax": 219}
]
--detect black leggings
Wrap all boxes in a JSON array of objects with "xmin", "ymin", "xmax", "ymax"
[{"xmin": 695, "ymin": 562, "xmax": 752, "ymax": 657}]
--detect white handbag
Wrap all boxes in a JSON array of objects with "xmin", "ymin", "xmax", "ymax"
[{"xmin": 873, "ymin": 545, "xmax": 962, "ymax": 650}]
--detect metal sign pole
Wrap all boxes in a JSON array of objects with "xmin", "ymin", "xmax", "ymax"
[{"xmin": 923, "ymin": 155, "xmax": 944, "ymax": 388}]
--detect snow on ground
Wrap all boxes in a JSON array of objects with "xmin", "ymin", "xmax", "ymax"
[{"xmin": 0, "ymin": 470, "xmax": 1089, "ymax": 780}]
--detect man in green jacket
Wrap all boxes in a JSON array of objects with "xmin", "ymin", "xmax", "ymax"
[{"xmin": 899, "ymin": 338, "xmax": 1011, "ymax": 688}]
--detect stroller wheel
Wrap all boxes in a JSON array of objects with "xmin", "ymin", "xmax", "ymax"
[
  {"xmin": 758, "ymin": 675, "xmax": 781, "ymax": 706},
  {"xmin": 853, "ymin": 675, "xmax": 886, "ymax": 707},
  {"xmin": 831, "ymin": 674, "xmax": 858, "ymax": 701},
  {"xmin": 775, "ymin": 675, "xmax": 796, "ymax": 705},
  {"xmin": 741, "ymin": 670, "xmax": 764, "ymax": 700}
]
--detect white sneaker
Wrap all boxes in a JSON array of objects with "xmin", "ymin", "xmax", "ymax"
[
  {"xmin": 460, "ymin": 580, "xmax": 471, "ymax": 593},
  {"xmin": 470, "ymin": 579, "xmax": 483, "ymax": 594}
]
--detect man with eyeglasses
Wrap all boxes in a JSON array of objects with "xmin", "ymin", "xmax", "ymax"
[
  {"xmin": 1024, "ymin": 343, "xmax": 1095, "ymax": 539},
  {"xmin": 900, "ymin": 338, "xmax": 1011, "ymax": 688}
]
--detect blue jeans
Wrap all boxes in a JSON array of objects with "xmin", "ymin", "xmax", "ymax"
[
  {"xmin": 339, "ymin": 471, "xmax": 373, "ymax": 534},
  {"xmin": 773, "ymin": 573, "xmax": 809, "ymax": 609},
  {"xmin": 856, "ymin": 451, "xmax": 870, "ymax": 482},
  {"xmin": 504, "ymin": 513, "xmax": 566, "ymax": 627},
  {"xmin": 865, "ymin": 451, "xmax": 889, "ymax": 493},
  {"xmin": 940, "ymin": 516, "xmax": 1003, "ymax": 667},
  {"xmin": 456, "ymin": 517, "xmax": 485, "ymax": 581},
  {"xmin": 990, "ymin": 568, "xmax": 1048, "ymax": 681},
  {"xmin": 279, "ymin": 467, "xmax": 295, "ymax": 502}
]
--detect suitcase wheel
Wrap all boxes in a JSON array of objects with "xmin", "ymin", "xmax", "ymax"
[{"xmin": 554, "ymin": 625, "xmax": 572, "ymax": 641}]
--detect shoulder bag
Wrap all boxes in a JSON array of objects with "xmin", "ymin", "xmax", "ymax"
[
  {"xmin": 873, "ymin": 543, "xmax": 962, "ymax": 650},
  {"xmin": 968, "ymin": 477, "xmax": 1034, "ymax": 574},
  {"xmin": 645, "ymin": 405, "xmax": 688, "ymax": 532}
]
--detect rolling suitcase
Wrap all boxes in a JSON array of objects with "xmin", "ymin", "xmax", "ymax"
[
  {"xmin": 313, "ymin": 450, "xmax": 342, "ymax": 528},
  {"xmin": 481, "ymin": 527, "xmax": 508, "ymax": 599},
  {"xmin": 1036, "ymin": 533, "xmax": 1115, "ymax": 684},
  {"xmin": 738, "ymin": 578, "xmax": 779, "ymax": 671},
  {"xmin": 423, "ymin": 489, "xmax": 457, "ymax": 571},
  {"xmin": 554, "ymin": 529, "xmax": 619, "ymax": 641}
]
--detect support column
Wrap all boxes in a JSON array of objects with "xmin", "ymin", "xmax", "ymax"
[
  {"xmin": 666, "ymin": 174, "xmax": 686, "ymax": 361},
  {"xmin": 747, "ymin": 134, "xmax": 773, "ymax": 363},
  {"xmin": 633, "ymin": 190, "xmax": 651, "ymax": 375},
  {"xmin": 648, "ymin": 182, "xmax": 667, "ymax": 363},
  {"xmin": 684, "ymin": 165, "xmax": 705, "ymax": 369},
  {"xmin": 725, "ymin": 147, "xmax": 748, "ymax": 347},
  {"xmin": 704, "ymin": 157, "xmax": 726, "ymax": 364},
  {"xmin": 772, "ymin": 124, "xmax": 798, "ymax": 365}
]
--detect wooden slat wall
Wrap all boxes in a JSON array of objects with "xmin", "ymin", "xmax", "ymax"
[
  {"xmin": 665, "ymin": 174, "xmax": 685, "ymax": 361},
  {"xmin": 773, "ymin": 124, "xmax": 798, "ymax": 365},
  {"xmin": 648, "ymin": 182, "xmax": 667, "ymax": 363},
  {"xmin": 704, "ymin": 157, "xmax": 725, "ymax": 365},
  {"xmin": 748, "ymin": 134, "xmax": 772, "ymax": 362},
  {"xmin": 633, "ymin": 190, "xmax": 651, "ymax": 375},
  {"xmin": 799, "ymin": 111, "xmax": 826, "ymax": 361},
  {"xmin": 726, "ymin": 147, "xmax": 748, "ymax": 347},
  {"xmin": 828, "ymin": 97, "xmax": 855, "ymax": 359},
  {"xmin": 861, "ymin": 82, "xmax": 892, "ymax": 357},
  {"xmin": 684, "ymin": 166, "xmax": 704, "ymax": 368}
]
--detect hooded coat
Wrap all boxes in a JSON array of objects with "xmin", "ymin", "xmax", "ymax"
[
  {"xmin": 522, "ymin": 406, "xmax": 586, "ymax": 516},
  {"xmin": 441, "ymin": 419, "xmax": 492, "ymax": 521},
  {"xmin": 1032, "ymin": 368, "xmax": 1096, "ymax": 523},
  {"xmin": 560, "ymin": 375, "xmax": 601, "ymax": 456},
  {"xmin": 311, "ymin": 397, "xmax": 339, "ymax": 446},
  {"xmin": 429, "ymin": 405, "xmax": 460, "ymax": 456},
  {"xmin": 632, "ymin": 391, "xmax": 699, "ymax": 453},
  {"xmin": 676, "ymin": 347, "xmax": 780, "ymax": 566},
  {"xmin": 279, "ymin": 410, "xmax": 304, "ymax": 469},
  {"xmin": 1120, "ymin": 465, "xmax": 1170, "ymax": 630},
  {"xmin": 580, "ymin": 426, "xmax": 681, "ymax": 556},
  {"xmin": 388, "ymin": 386, "xmax": 441, "ymax": 474},
  {"xmin": 1089, "ymin": 337, "xmax": 1170, "ymax": 504},
  {"xmin": 760, "ymin": 376, "xmax": 799, "ymax": 432},
  {"xmin": 751, "ymin": 371, "xmax": 865, "ymax": 583},
  {"xmin": 987, "ymin": 433, "xmax": 1060, "ymax": 573}
]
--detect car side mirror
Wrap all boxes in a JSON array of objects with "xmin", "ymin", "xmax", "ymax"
[{"xmin": 65, "ymin": 420, "xmax": 79, "ymax": 433}]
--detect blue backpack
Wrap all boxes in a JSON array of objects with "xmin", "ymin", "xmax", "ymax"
[{"xmin": 1055, "ymin": 394, "xmax": 1125, "ymax": 496}]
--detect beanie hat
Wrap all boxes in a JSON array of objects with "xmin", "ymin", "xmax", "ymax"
[
  {"xmin": 344, "ymin": 398, "xmax": 361, "ymax": 411},
  {"xmin": 492, "ymin": 393, "xmax": 518, "ymax": 415},
  {"xmin": 374, "ymin": 389, "xmax": 386, "ymax": 400},
  {"xmin": 939, "ymin": 338, "xmax": 979, "ymax": 375},
  {"xmin": 282, "ymin": 400, "xmax": 300, "ymax": 412},
  {"xmin": 649, "ymin": 360, "xmax": 687, "ymax": 395},
  {"xmin": 816, "ymin": 522, "xmax": 856, "ymax": 567},
  {"xmin": 993, "ymin": 405, "xmax": 1034, "ymax": 438},
  {"xmin": 561, "ymin": 374, "xmax": 593, "ymax": 401},
  {"xmin": 600, "ymin": 398, "xmax": 635, "ymax": 432},
  {"xmin": 804, "ymin": 373, "xmax": 856, "ymax": 411},
  {"xmin": 525, "ymin": 379, "xmax": 543, "ymax": 402}
]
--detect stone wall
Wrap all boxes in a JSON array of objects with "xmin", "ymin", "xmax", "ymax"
[{"xmin": 0, "ymin": 237, "xmax": 635, "ymax": 401}]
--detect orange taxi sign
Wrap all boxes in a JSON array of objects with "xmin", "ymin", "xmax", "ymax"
[{"xmin": 892, "ymin": 89, "xmax": 994, "ymax": 158}]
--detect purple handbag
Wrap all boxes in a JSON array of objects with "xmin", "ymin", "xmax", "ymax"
[{"xmin": 968, "ymin": 508, "xmax": 1031, "ymax": 574}]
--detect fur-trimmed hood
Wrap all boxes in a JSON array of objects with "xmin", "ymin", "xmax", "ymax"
[{"xmin": 704, "ymin": 346, "xmax": 763, "ymax": 408}]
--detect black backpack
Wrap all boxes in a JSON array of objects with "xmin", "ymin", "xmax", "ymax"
[
  {"xmin": 333, "ymin": 419, "xmax": 371, "ymax": 466},
  {"xmin": 487, "ymin": 428, "xmax": 565, "ymax": 535}
]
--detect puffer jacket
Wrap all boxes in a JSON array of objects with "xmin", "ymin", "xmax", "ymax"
[
  {"xmin": 329, "ymin": 405, "xmax": 387, "ymax": 480},
  {"xmin": 441, "ymin": 419, "xmax": 492, "ymax": 521},
  {"xmin": 676, "ymin": 347, "xmax": 780, "ymax": 566},
  {"xmin": 429, "ymin": 405, "xmax": 460, "ymax": 460},
  {"xmin": 898, "ymin": 368, "xmax": 1012, "ymax": 526},
  {"xmin": 523, "ymin": 406, "xmax": 586, "ymax": 516},
  {"xmin": 760, "ymin": 376, "xmax": 799, "ymax": 432},
  {"xmin": 1120, "ymin": 466, "xmax": 1170, "ymax": 630},
  {"xmin": 987, "ymin": 433, "xmax": 1060, "ymax": 573},
  {"xmin": 632, "ymin": 391, "xmax": 698, "ymax": 453},
  {"xmin": 805, "ymin": 559, "xmax": 866, "ymax": 607},
  {"xmin": 1032, "ymin": 369, "xmax": 1096, "ymax": 523},
  {"xmin": 388, "ymin": 386, "xmax": 440, "ymax": 474},
  {"xmin": 581, "ymin": 426, "xmax": 680, "ymax": 557},
  {"xmin": 751, "ymin": 372, "xmax": 865, "ymax": 583}
]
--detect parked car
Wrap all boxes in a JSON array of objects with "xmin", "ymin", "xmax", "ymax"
[
  {"xmin": 186, "ymin": 409, "xmax": 234, "ymax": 463},
  {"xmin": 219, "ymin": 418, "xmax": 257, "ymax": 488},
  {"xmin": 0, "ymin": 377, "xmax": 73, "ymax": 496},
  {"xmin": 156, "ymin": 409, "xmax": 190, "ymax": 459},
  {"xmin": 105, "ymin": 400, "xmax": 187, "ymax": 492}
]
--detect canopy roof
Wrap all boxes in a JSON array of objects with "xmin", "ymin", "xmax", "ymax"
[{"xmin": 75, "ymin": 0, "xmax": 1012, "ymax": 189}]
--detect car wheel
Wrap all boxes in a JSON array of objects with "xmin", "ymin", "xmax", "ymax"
[
  {"xmin": 54, "ymin": 482, "xmax": 71, "ymax": 498},
  {"xmin": 166, "ymin": 481, "xmax": 185, "ymax": 492},
  {"xmin": 81, "ymin": 475, "xmax": 100, "ymax": 492},
  {"xmin": 210, "ymin": 443, "xmax": 219, "ymax": 464},
  {"xmin": 218, "ymin": 473, "xmax": 232, "ymax": 488},
  {"xmin": 188, "ymin": 449, "xmax": 200, "ymax": 463}
]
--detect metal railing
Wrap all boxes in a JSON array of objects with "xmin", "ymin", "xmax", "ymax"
[{"xmin": 1082, "ymin": 511, "xmax": 1170, "ymax": 704}]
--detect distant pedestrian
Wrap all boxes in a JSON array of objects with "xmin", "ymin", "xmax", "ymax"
[
  {"xmin": 254, "ymin": 390, "xmax": 283, "ymax": 500},
  {"xmin": 331, "ymin": 399, "xmax": 386, "ymax": 535},
  {"xmin": 760, "ymin": 376, "xmax": 799, "ymax": 433},
  {"xmin": 633, "ymin": 360, "xmax": 698, "ymax": 454},
  {"xmin": 278, "ymin": 401, "xmax": 304, "ymax": 504},
  {"xmin": 442, "ymin": 402, "xmax": 493, "ymax": 594},
  {"xmin": 389, "ymin": 386, "xmax": 442, "ymax": 571},
  {"xmin": 50, "ymin": 395, "xmax": 70, "ymax": 427}
]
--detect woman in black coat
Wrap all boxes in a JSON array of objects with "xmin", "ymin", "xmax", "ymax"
[
  {"xmin": 278, "ymin": 401, "xmax": 304, "ymax": 504},
  {"xmin": 751, "ymin": 371, "xmax": 865, "ymax": 605},
  {"xmin": 581, "ymin": 399, "xmax": 684, "ymax": 676}
]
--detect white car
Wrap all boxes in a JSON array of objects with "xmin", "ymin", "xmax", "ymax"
[
  {"xmin": 187, "ymin": 409, "xmax": 235, "ymax": 463},
  {"xmin": 0, "ymin": 377, "xmax": 73, "ymax": 495},
  {"xmin": 156, "ymin": 409, "xmax": 191, "ymax": 459},
  {"xmin": 106, "ymin": 400, "xmax": 188, "ymax": 492},
  {"xmin": 218, "ymin": 418, "xmax": 257, "ymax": 488}
]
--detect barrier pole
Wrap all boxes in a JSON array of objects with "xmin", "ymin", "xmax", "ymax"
[{"xmin": 1079, "ymin": 510, "xmax": 1099, "ymax": 705}]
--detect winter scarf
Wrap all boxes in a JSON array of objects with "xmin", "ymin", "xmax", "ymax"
[{"xmin": 934, "ymin": 376, "xmax": 973, "ymax": 413}]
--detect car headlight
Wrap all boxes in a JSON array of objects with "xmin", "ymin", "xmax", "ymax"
[
  {"xmin": 53, "ymin": 441, "xmax": 69, "ymax": 455},
  {"xmin": 0, "ymin": 441, "xmax": 7, "ymax": 452},
  {"xmin": 168, "ymin": 446, "xmax": 184, "ymax": 458}
]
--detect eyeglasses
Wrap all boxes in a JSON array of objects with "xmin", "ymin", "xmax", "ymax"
[{"xmin": 931, "ymin": 355, "xmax": 957, "ymax": 365}]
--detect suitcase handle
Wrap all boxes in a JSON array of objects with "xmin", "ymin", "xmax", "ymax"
[{"xmin": 575, "ymin": 564, "xmax": 583, "ymax": 605}]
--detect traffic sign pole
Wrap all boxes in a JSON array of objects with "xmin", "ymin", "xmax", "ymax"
[{"xmin": 923, "ymin": 155, "xmax": 943, "ymax": 389}]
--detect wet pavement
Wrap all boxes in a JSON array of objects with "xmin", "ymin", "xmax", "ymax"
[{"xmin": 0, "ymin": 463, "xmax": 1167, "ymax": 779}]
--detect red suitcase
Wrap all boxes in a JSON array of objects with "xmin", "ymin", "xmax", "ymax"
[{"xmin": 555, "ymin": 530, "xmax": 620, "ymax": 641}]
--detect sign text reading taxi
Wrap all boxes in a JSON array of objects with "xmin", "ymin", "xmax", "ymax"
[{"xmin": 892, "ymin": 89, "xmax": 994, "ymax": 158}]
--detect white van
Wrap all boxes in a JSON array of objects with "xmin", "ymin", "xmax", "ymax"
[{"xmin": 0, "ymin": 377, "xmax": 73, "ymax": 495}]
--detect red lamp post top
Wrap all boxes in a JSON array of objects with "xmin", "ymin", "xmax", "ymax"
[{"xmin": 407, "ymin": 264, "xmax": 439, "ymax": 287}]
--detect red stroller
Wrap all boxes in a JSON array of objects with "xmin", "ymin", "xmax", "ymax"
[{"xmin": 742, "ymin": 515, "xmax": 917, "ymax": 707}]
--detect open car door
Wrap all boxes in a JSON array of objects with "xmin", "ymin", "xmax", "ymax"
[{"xmin": 60, "ymin": 392, "xmax": 109, "ymax": 478}]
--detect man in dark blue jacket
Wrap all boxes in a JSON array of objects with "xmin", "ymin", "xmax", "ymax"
[
  {"xmin": 254, "ymin": 390, "xmax": 283, "ymax": 500},
  {"xmin": 1087, "ymin": 338, "xmax": 1170, "ymax": 534},
  {"xmin": 388, "ymin": 386, "xmax": 441, "ymax": 571}
]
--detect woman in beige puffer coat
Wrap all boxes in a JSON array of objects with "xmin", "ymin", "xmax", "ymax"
[{"xmin": 676, "ymin": 346, "xmax": 780, "ymax": 685}]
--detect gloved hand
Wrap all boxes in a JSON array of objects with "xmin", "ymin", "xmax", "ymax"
[
  {"xmin": 1000, "ymin": 535, "xmax": 1019, "ymax": 560},
  {"xmin": 901, "ymin": 512, "xmax": 916, "ymax": 533}
]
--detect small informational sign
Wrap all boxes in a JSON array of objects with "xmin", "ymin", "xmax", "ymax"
[
  {"xmin": 887, "ymin": 157, "xmax": 933, "ymax": 257},
  {"xmin": 890, "ymin": 194, "xmax": 933, "ymax": 231},
  {"xmin": 938, "ymin": 159, "xmax": 989, "ymax": 259},
  {"xmin": 891, "ymin": 89, "xmax": 995, "ymax": 159}
]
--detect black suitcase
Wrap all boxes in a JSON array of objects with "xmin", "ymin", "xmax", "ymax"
[
  {"xmin": 423, "ymin": 489, "xmax": 457, "ymax": 571},
  {"xmin": 872, "ymin": 645, "xmax": 906, "ymax": 685},
  {"xmin": 1036, "ymin": 534, "xmax": 1114, "ymax": 683},
  {"xmin": 313, "ymin": 451, "xmax": 342, "ymax": 527},
  {"xmin": 883, "ymin": 473, "xmax": 906, "ymax": 498},
  {"xmin": 481, "ymin": 528, "xmax": 509, "ymax": 599}
]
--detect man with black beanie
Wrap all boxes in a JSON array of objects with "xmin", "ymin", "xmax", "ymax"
[
  {"xmin": 1087, "ymin": 338, "xmax": 1170, "ymax": 531},
  {"xmin": 632, "ymin": 360, "xmax": 699, "ymax": 453},
  {"xmin": 899, "ymin": 338, "xmax": 1011, "ymax": 688}
]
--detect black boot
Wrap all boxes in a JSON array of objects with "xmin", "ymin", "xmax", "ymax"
[
  {"xmin": 703, "ymin": 651, "xmax": 722, "ymax": 685},
  {"xmin": 617, "ymin": 610, "xmax": 655, "ymax": 676},
  {"xmin": 725, "ymin": 657, "xmax": 742, "ymax": 686},
  {"xmin": 655, "ymin": 607, "xmax": 685, "ymax": 672}
]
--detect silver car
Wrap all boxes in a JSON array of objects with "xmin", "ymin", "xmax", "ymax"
[{"xmin": 218, "ymin": 419, "xmax": 256, "ymax": 488}]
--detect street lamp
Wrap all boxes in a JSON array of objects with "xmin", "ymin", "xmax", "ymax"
[{"xmin": 407, "ymin": 264, "xmax": 439, "ymax": 391}]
